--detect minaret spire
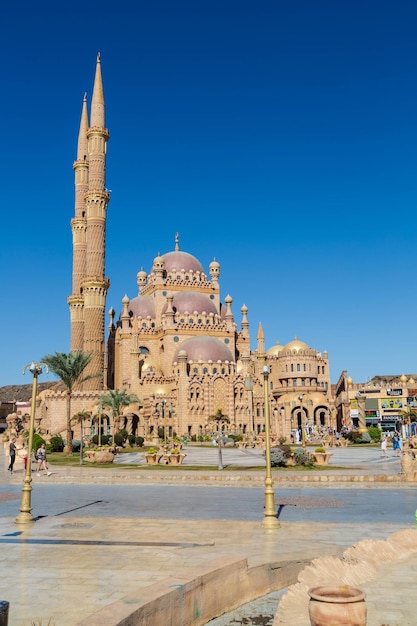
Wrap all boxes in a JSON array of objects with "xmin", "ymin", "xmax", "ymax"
[
  {"xmin": 72, "ymin": 54, "xmax": 110, "ymax": 390},
  {"xmin": 90, "ymin": 52, "xmax": 105, "ymax": 129},
  {"xmin": 77, "ymin": 93, "xmax": 89, "ymax": 161},
  {"xmin": 257, "ymin": 322, "xmax": 265, "ymax": 355},
  {"xmin": 68, "ymin": 93, "xmax": 90, "ymax": 352}
]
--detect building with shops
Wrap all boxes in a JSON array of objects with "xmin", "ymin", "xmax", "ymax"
[{"xmin": 334, "ymin": 372, "xmax": 417, "ymax": 435}]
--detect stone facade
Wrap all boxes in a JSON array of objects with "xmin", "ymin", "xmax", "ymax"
[{"xmin": 28, "ymin": 56, "xmax": 335, "ymax": 444}]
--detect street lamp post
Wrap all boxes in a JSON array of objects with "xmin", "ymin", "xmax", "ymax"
[
  {"xmin": 15, "ymin": 361, "xmax": 48, "ymax": 525},
  {"xmin": 154, "ymin": 399, "xmax": 173, "ymax": 452},
  {"xmin": 262, "ymin": 365, "xmax": 279, "ymax": 530}
]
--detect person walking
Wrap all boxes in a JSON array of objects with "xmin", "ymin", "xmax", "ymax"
[
  {"xmin": 381, "ymin": 434, "xmax": 387, "ymax": 457},
  {"xmin": 7, "ymin": 438, "xmax": 16, "ymax": 472},
  {"xmin": 36, "ymin": 443, "xmax": 51, "ymax": 476},
  {"xmin": 392, "ymin": 431, "xmax": 400, "ymax": 457}
]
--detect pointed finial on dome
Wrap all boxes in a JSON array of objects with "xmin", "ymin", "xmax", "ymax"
[{"xmin": 175, "ymin": 232, "xmax": 179, "ymax": 251}]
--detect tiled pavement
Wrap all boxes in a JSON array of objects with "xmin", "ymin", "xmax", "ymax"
[{"xmin": 1, "ymin": 443, "xmax": 416, "ymax": 625}]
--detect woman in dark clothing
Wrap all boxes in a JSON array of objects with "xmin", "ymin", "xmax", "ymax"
[{"xmin": 8, "ymin": 438, "xmax": 16, "ymax": 472}]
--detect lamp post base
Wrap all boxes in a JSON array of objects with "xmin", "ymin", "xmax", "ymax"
[
  {"xmin": 262, "ymin": 482, "xmax": 280, "ymax": 529},
  {"xmin": 15, "ymin": 479, "xmax": 35, "ymax": 524},
  {"xmin": 261, "ymin": 516, "xmax": 280, "ymax": 529},
  {"xmin": 15, "ymin": 511, "xmax": 35, "ymax": 524}
]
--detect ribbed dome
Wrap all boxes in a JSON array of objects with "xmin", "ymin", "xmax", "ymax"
[
  {"xmin": 266, "ymin": 341, "xmax": 284, "ymax": 356},
  {"xmin": 161, "ymin": 250, "xmax": 204, "ymax": 274},
  {"xmin": 283, "ymin": 337, "xmax": 310, "ymax": 353},
  {"xmin": 163, "ymin": 291, "xmax": 217, "ymax": 315},
  {"xmin": 174, "ymin": 336, "xmax": 233, "ymax": 363},
  {"xmin": 129, "ymin": 295, "xmax": 155, "ymax": 318}
]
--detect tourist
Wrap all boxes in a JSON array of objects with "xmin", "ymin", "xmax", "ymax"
[
  {"xmin": 36, "ymin": 443, "xmax": 51, "ymax": 476},
  {"xmin": 392, "ymin": 432, "xmax": 400, "ymax": 457},
  {"xmin": 380, "ymin": 435, "xmax": 387, "ymax": 457},
  {"xmin": 7, "ymin": 438, "xmax": 16, "ymax": 472}
]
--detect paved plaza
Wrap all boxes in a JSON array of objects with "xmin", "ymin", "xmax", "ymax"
[{"xmin": 1, "ymin": 444, "xmax": 416, "ymax": 625}]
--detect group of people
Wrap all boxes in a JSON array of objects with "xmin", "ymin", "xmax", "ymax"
[
  {"xmin": 380, "ymin": 431, "xmax": 403, "ymax": 457},
  {"xmin": 7, "ymin": 440, "xmax": 51, "ymax": 476}
]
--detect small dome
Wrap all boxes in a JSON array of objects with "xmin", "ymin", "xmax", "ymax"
[
  {"xmin": 161, "ymin": 250, "xmax": 204, "ymax": 274},
  {"xmin": 283, "ymin": 337, "xmax": 310, "ymax": 353},
  {"xmin": 266, "ymin": 341, "xmax": 283, "ymax": 356},
  {"xmin": 162, "ymin": 291, "xmax": 217, "ymax": 315},
  {"xmin": 400, "ymin": 374, "xmax": 407, "ymax": 383},
  {"xmin": 137, "ymin": 269, "xmax": 147, "ymax": 285},
  {"xmin": 129, "ymin": 295, "xmax": 155, "ymax": 318},
  {"xmin": 153, "ymin": 253, "xmax": 165, "ymax": 269},
  {"xmin": 174, "ymin": 336, "xmax": 233, "ymax": 363}
]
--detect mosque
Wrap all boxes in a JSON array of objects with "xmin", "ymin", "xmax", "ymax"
[{"xmin": 33, "ymin": 55, "xmax": 335, "ymax": 444}]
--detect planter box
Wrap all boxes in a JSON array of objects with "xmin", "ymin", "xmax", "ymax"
[
  {"xmin": 144, "ymin": 453, "xmax": 163, "ymax": 465},
  {"xmin": 312, "ymin": 452, "xmax": 333, "ymax": 466},
  {"xmin": 167, "ymin": 454, "xmax": 187, "ymax": 465}
]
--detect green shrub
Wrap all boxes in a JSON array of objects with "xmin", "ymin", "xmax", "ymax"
[
  {"xmin": 119, "ymin": 428, "xmax": 128, "ymax": 440},
  {"xmin": 270, "ymin": 447, "xmax": 288, "ymax": 467},
  {"xmin": 127, "ymin": 434, "xmax": 136, "ymax": 446},
  {"xmin": 315, "ymin": 447, "xmax": 326, "ymax": 453},
  {"xmin": 92, "ymin": 434, "xmax": 111, "ymax": 446},
  {"xmin": 72, "ymin": 439, "xmax": 81, "ymax": 452},
  {"xmin": 147, "ymin": 447, "xmax": 159, "ymax": 454},
  {"xmin": 293, "ymin": 448, "xmax": 314, "ymax": 466},
  {"xmin": 49, "ymin": 435, "xmax": 65, "ymax": 452},
  {"xmin": 368, "ymin": 426, "xmax": 381, "ymax": 443},
  {"xmin": 278, "ymin": 437, "xmax": 287, "ymax": 445},
  {"xmin": 114, "ymin": 433, "xmax": 124, "ymax": 446},
  {"xmin": 135, "ymin": 436, "xmax": 144, "ymax": 447},
  {"xmin": 229, "ymin": 434, "xmax": 243, "ymax": 442},
  {"xmin": 345, "ymin": 430, "xmax": 362, "ymax": 443},
  {"xmin": 276, "ymin": 444, "xmax": 292, "ymax": 458}
]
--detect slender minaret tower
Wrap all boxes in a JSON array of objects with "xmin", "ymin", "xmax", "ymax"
[
  {"xmin": 68, "ymin": 93, "xmax": 89, "ymax": 353},
  {"xmin": 68, "ymin": 54, "xmax": 110, "ymax": 390}
]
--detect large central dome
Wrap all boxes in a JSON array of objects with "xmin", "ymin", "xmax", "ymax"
[
  {"xmin": 162, "ymin": 291, "xmax": 217, "ymax": 315},
  {"xmin": 174, "ymin": 336, "xmax": 234, "ymax": 363},
  {"xmin": 161, "ymin": 250, "xmax": 204, "ymax": 274}
]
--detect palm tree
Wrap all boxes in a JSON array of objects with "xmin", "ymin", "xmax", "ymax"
[
  {"xmin": 399, "ymin": 406, "xmax": 417, "ymax": 440},
  {"xmin": 73, "ymin": 410, "xmax": 91, "ymax": 464},
  {"xmin": 207, "ymin": 408, "xmax": 230, "ymax": 470},
  {"xmin": 42, "ymin": 351, "xmax": 96, "ymax": 454},
  {"xmin": 98, "ymin": 389, "xmax": 140, "ymax": 447}
]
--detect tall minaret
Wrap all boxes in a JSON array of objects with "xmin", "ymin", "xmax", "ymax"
[
  {"xmin": 69, "ymin": 54, "xmax": 110, "ymax": 390},
  {"xmin": 68, "ymin": 93, "xmax": 89, "ymax": 353}
]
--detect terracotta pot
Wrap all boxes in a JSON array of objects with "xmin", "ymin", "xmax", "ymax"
[{"xmin": 308, "ymin": 585, "xmax": 366, "ymax": 626}]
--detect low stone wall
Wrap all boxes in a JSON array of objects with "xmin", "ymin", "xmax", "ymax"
[{"xmin": 76, "ymin": 556, "xmax": 308, "ymax": 626}]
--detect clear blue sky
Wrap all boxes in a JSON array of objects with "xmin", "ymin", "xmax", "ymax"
[{"xmin": 1, "ymin": 0, "xmax": 416, "ymax": 387}]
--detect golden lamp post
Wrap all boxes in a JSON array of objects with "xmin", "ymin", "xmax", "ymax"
[
  {"xmin": 15, "ymin": 361, "xmax": 48, "ymax": 525},
  {"xmin": 261, "ymin": 365, "xmax": 280, "ymax": 530}
]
